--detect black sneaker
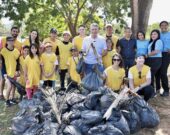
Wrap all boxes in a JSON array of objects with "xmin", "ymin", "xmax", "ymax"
[
  {"xmin": 6, "ymin": 100, "xmax": 12, "ymax": 107},
  {"xmin": 160, "ymin": 92, "xmax": 169, "ymax": 97},
  {"xmin": 10, "ymin": 99, "xmax": 18, "ymax": 105}
]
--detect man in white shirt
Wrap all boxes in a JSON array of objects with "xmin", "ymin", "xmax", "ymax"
[{"xmin": 82, "ymin": 23, "xmax": 107, "ymax": 74}]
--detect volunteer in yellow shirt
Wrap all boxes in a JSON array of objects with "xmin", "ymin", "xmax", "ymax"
[
  {"xmin": 128, "ymin": 54, "xmax": 154, "ymax": 101},
  {"xmin": 22, "ymin": 29, "xmax": 40, "ymax": 47},
  {"xmin": 102, "ymin": 38, "xmax": 116, "ymax": 68},
  {"xmin": 19, "ymin": 46, "xmax": 29, "ymax": 87},
  {"xmin": 1, "ymin": 26, "xmax": 22, "ymax": 51},
  {"xmin": 67, "ymin": 46, "xmax": 81, "ymax": 87},
  {"xmin": 72, "ymin": 25, "xmax": 86, "ymax": 51},
  {"xmin": 104, "ymin": 53, "xmax": 125, "ymax": 92},
  {"xmin": 41, "ymin": 42, "xmax": 58, "ymax": 89},
  {"xmin": 105, "ymin": 24, "xmax": 119, "ymax": 52},
  {"xmin": 0, "ymin": 36, "xmax": 20, "ymax": 106},
  {"xmin": 43, "ymin": 28, "xmax": 62, "ymax": 53},
  {"xmin": 24, "ymin": 44, "xmax": 41, "ymax": 99},
  {"xmin": 57, "ymin": 31, "xmax": 73, "ymax": 90}
]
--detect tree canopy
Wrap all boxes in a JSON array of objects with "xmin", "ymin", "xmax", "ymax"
[{"xmin": 0, "ymin": 0, "xmax": 130, "ymax": 38}]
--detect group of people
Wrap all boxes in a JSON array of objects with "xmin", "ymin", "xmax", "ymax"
[{"xmin": 0, "ymin": 20, "xmax": 169, "ymax": 107}]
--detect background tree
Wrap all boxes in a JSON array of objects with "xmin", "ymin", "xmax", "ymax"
[
  {"xmin": 131, "ymin": 0, "xmax": 153, "ymax": 36},
  {"xmin": 0, "ymin": 0, "xmax": 130, "ymax": 38}
]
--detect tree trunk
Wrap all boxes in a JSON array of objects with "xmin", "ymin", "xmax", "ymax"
[{"xmin": 131, "ymin": 0, "xmax": 153, "ymax": 37}]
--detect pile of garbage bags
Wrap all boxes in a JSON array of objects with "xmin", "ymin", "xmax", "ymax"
[{"xmin": 12, "ymin": 87, "xmax": 160, "ymax": 135}]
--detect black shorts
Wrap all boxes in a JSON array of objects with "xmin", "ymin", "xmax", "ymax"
[{"xmin": 43, "ymin": 80, "xmax": 54, "ymax": 88}]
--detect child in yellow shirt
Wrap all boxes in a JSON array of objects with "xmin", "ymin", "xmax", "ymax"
[
  {"xmin": 24, "ymin": 44, "xmax": 41, "ymax": 99},
  {"xmin": 41, "ymin": 42, "xmax": 58, "ymax": 89},
  {"xmin": 19, "ymin": 45, "xmax": 29, "ymax": 87},
  {"xmin": 0, "ymin": 36, "xmax": 20, "ymax": 106},
  {"xmin": 57, "ymin": 31, "xmax": 72, "ymax": 90},
  {"xmin": 67, "ymin": 47, "xmax": 81, "ymax": 90}
]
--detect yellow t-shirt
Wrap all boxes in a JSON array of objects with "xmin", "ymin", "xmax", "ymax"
[
  {"xmin": 40, "ymin": 52, "xmax": 58, "ymax": 81},
  {"xmin": 129, "ymin": 65, "xmax": 150, "ymax": 88},
  {"xmin": 19, "ymin": 56, "xmax": 26, "ymax": 86},
  {"xmin": 58, "ymin": 42, "xmax": 73, "ymax": 69},
  {"xmin": 73, "ymin": 36, "xmax": 85, "ymax": 51},
  {"xmin": 104, "ymin": 66, "xmax": 125, "ymax": 91},
  {"xmin": 0, "ymin": 48, "xmax": 20, "ymax": 78},
  {"xmin": 102, "ymin": 50, "xmax": 116, "ymax": 68},
  {"xmin": 43, "ymin": 37, "xmax": 62, "ymax": 53},
  {"xmin": 67, "ymin": 56, "xmax": 81, "ymax": 84},
  {"xmin": 22, "ymin": 38, "xmax": 30, "ymax": 46},
  {"xmin": 24, "ymin": 55, "xmax": 41, "ymax": 88},
  {"xmin": 1, "ymin": 37, "xmax": 22, "ymax": 51}
]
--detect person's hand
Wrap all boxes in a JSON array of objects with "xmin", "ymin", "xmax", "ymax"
[{"xmin": 15, "ymin": 71, "xmax": 20, "ymax": 77}]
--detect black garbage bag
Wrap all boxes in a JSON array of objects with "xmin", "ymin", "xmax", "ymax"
[
  {"xmin": 71, "ymin": 102, "xmax": 87, "ymax": 111},
  {"xmin": 42, "ymin": 100, "xmax": 51, "ymax": 113},
  {"xmin": 132, "ymin": 97, "xmax": 160, "ymax": 128},
  {"xmin": 23, "ymin": 123, "xmax": 43, "ymax": 135},
  {"xmin": 7, "ymin": 76, "xmax": 26, "ymax": 100},
  {"xmin": 12, "ymin": 114, "xmax": 39, "ymax": 134},
  {"xmin": 42, "ymin": 120, "xmax": 59, "ymax": 135},
  {"xmin": 19, "ymin": 98, "xmax": 42, "ymax": 109},
  {"xmin": 71, "ymin": 119, "xmax": 91, "ymax": 134},
  {"xmin": 66, "ymin": 93, "xmax": 86, "ymax": 106},
  {"xmin": 62, "ymin": 110, "xmax": 81, "ymax": 122},
  {"xmin": 100, "ymin": 94, "xmax": 115, "ymax": 111},
  {"xmin": 122, "ymin": 110, "xmax": 141, "ymax": 134},
  {"xmin": 107, "ymin": 109, "xmax": 130, "ymax": 135},
  {"xmin": 88, "ymin": 124, "xmax": 123, "ymax": 135},
  {"xmin": 84, "ymin": 91, "xmax": 102, "ymax": 109},
  {"xmin": 12, "ymin": 107, "xmax": 44, "ymax": 135},
  {"xmin": 63, "ymin": 125, "xmax": 82, "ymax": 135},
  {"xmin": 81, "ymin": 110, "xmax": 103, "ymax": 125},
  {"xmin": 33, "ymin": 90, "xmax": 45, "ymax": 101},
  {"xmin": 81, "ymin": 88, "xmax": 90, "ymax": 96},
  {"xmin": 81, "ymin": 71, "xmax": 103, "ymax": 91}
]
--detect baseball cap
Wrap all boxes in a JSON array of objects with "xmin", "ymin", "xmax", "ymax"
[
  {"xmin": 105, "ymin": 24, "xmax": 113, "ymax": 28},
  {"xmin": 50, "ymin": 28, "xmax": 57, "ymax": 33},
  {"xmin": 63, "ymin": 31, "xmax": 71, "ymax": 36}
]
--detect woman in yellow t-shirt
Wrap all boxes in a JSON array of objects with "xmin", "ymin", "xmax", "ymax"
[
  {"xmin": 67, "ymin": 46, "xmax": 81, "ymax": 90},
  {"xmin": 104, "ymin": 53, "xmax": 125, "ymax": 92},
  {"xmin": 41, "ymin": 42, "xmax": 58, "ymax": 89},
  {"xmin": 24, "ymin": 44, "xmax": 41, "ymax": 99},
  {"xmin": 128, "ymin": 54, "xmax": 154, "ymax": 101},
  {"xmin": 103, "ymin": 38, "xmax": 116, "ymax": 68}
]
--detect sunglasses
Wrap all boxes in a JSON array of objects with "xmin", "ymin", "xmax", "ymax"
[
  {"xmin": 138, "ymin": 71, "xmax": 142, "ymax": 79},
  {"xmin": 113, "ymin": 59, "xmax": 121, "ymax": 62}
]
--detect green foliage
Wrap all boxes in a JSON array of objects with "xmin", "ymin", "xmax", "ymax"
[{"xmin": 0, "ymin": 0, "xmax": 130, "ymax": 38}]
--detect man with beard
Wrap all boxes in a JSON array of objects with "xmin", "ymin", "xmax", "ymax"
[{"xmin": 0, "ymin": 26, "xmax": 21, "ymax": 100}]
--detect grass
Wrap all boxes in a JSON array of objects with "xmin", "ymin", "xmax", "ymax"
[{"xmin": 0, "ymin": 100, "xmax": 19, "ymax": 135}]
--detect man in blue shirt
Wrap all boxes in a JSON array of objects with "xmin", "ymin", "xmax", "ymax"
[
  {"xmin": 156, "ymin": 21, "xmax": 170, "ymax": 96},
  {"xmin": 117, "ymin": 27, "xmax": 137, "ymax": 77}
]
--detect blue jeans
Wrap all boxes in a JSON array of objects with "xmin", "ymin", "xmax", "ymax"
[{"xmin": 84, "ymin": 63, "xmax": 104, "ymax": 75}]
